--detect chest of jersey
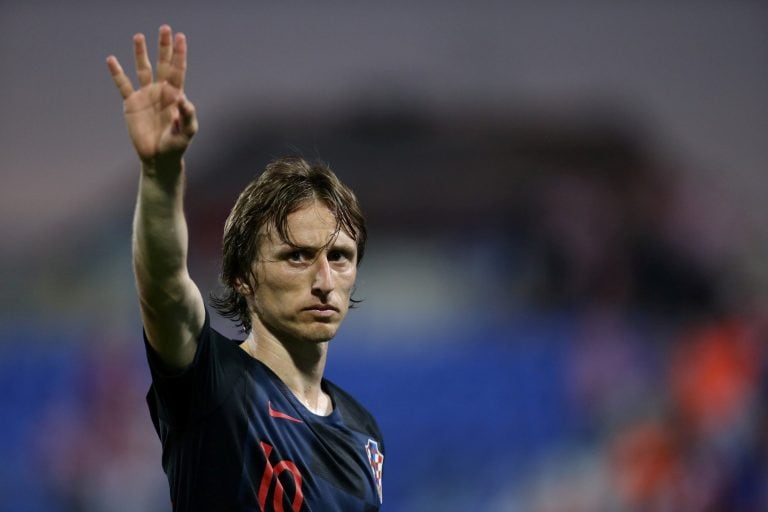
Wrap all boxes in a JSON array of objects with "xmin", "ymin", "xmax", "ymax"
[{"xmin": 224, "ymin": 366, "xmax": 383, "ymax": 511}]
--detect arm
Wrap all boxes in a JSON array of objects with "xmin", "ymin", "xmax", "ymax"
[{"xmin": 107, "ymin": 25, "xmax": 204, "ymax": 369}]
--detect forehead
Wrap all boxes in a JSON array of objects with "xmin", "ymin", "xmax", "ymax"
[{"xmin": 263, "ymin": 200, "xmax": 355, "ymax": 248}]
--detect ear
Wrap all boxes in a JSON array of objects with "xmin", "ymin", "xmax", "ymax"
[{"xmin": 234, "ymin": 277, "xmax": 253, "ymax": 296}]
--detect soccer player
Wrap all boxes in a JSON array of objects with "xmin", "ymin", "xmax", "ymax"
[{"xmin": 106, "ymin": 25, "xmax": 384, "ymax": 511}]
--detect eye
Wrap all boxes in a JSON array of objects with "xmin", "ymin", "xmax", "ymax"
[
  {"xmin": 328, "ymin": 248, "xmax": 355, "ymax": 264},
  {"xmin": 285, "ymin": 249, "xmax": 309, "ymax": 263}
]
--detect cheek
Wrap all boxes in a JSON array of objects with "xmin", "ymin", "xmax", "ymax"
[
  {"xmin": 338, "ymin": 269, "xmax": 357, "ymax": 295},
  {"xmin": 252, "ymin": 269, "xmax": 303, "ymax": 309},
  {"xmin": 260, "ymin": 264, "xmax": 306, "ymax": 291}
]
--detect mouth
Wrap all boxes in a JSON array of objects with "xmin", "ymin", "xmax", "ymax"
[
  {"xmin": 302, "ymin": 304, "xmax": 340, "ymax": 319},
  {"xmin": 303, "ymin": 304, "xmax": 339, "ymax": 312}
]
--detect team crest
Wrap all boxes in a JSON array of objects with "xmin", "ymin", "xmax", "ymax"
[{"xmin": 365, "ymin": 439, "xmax": 384, "ymax": 504}]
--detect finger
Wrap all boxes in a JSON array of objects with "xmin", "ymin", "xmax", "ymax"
[
  {"xmin": 177, "ymin": 94, "xmax": 198, "ymax": 137},
  {"xmin": 167, "ymin": 32, "xmax": 187, "ymax": 90},
  {"xmin": 106, "ymin": 55, "xmax": 135, "ymax": 99},
  {"xmin": 156, "ymin": 24, "xmax": 173, "ymax": 82},
  {"xmin": 133, "ymin": 33, "xmax": 153, "ymax": 87}
]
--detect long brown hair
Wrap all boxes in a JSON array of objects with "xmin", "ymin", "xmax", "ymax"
[{"xmin": 209, "ymin": 157, "xmax": 367, "ymax": 333}]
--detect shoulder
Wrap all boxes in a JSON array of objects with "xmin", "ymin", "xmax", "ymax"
[
  {"xmin": 145, "ymin": 312, "xmax": 247, "ymax": 424},
  {"xmin": 325, "ymin": 380, "xmax": 384, "ymax": 448},
  {"xmin": 146, "ymin": 311, "xmax": 242, "ymax": 376}
]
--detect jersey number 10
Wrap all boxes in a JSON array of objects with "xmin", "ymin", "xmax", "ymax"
[{"xmin": 257, "ymin": 441, "xmax": 305, "ymax": 512}]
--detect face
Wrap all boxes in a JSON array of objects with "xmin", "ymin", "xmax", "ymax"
[{"xmin": 242, "ymin": 200, "xmax": 358, "ymax": 344}]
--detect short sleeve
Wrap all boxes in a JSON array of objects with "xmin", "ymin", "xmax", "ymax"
[{"xmin": 144, "ymin": 310, "xmax": 244, "ymax": 431}]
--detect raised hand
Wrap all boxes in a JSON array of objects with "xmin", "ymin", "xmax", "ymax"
[{"xmin": 107, "ymin": 25, "xmax": 198, "ymax": 167}]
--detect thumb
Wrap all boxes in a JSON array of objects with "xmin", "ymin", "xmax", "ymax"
[{"xmin": 176, "ymin": 94, "xmax": 198, "ymax": 138}]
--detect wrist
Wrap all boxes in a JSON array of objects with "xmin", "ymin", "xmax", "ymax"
[{"xmin": 141, "ymin": 155, "xmax": 184, "ymax": 178}]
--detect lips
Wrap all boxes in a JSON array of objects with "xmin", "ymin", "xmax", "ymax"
[
  {"xmin": 302, "ymin": 304, "xmax": 339, "ymax": 320},
  {"xmin": 303, "ymin": 304, "xmax": 339, "ymax": 312}
]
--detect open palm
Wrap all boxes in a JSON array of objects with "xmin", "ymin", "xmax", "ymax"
[{"xmin": 107, "ymin": 25, "xmax": 197, "ymax": 165}]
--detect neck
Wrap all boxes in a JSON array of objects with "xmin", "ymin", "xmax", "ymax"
[{"xmin": 242, "ymin": 322, "xmax": 331, "ymax": 415}]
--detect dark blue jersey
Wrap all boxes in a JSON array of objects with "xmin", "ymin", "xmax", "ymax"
[{"xmin": 145, "ymin": 313, "xmax": 384, "ymax": 511}]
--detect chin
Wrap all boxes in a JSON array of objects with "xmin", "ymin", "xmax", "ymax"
[
  {"xmin": 301, "ymin": 324, "xmax": 339, "ymax": 343},
  {"xmin": 307, "ymin": 330, "xmax": 338, "ymax": 344}
]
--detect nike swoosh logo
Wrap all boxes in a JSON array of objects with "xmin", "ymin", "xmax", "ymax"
[{"xmin": 268, "ymin": 400, "xmax": 304, "ymax": 423}]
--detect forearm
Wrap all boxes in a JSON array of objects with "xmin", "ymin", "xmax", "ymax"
[{"xmin": 132, "ymin": 159, "xmax": 192, "ymax": 310}]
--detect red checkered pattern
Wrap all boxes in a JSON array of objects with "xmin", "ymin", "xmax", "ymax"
[{"xmin": 365, "ymin": 439, "xmax": 384, "ymax": 504}]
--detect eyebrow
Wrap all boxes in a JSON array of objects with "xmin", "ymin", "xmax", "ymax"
[
  {"xmin": 276, "ymin": 238, "xmax": 356, "ymax": 253},
  {"xmin": 276, "ymin": 230, "xmax": 356, "ymax": 247},
  {"xmin": 306, "ymin": 241, "xmax": 356, "ymax": 251}
]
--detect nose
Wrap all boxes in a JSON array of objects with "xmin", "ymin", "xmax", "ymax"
[{"xmin": 311, "ymin": 256, "xmax": 334, "ymax": 297}]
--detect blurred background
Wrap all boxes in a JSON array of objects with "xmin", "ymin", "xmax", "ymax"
[{"xmin": 1, "ymin": 1, "xmax": 767, "ymax": 510}]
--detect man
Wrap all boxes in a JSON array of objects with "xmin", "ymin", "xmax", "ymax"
[{"xmin": 106, "ymin": 25, "xmax": 384, "ymax": 511}]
